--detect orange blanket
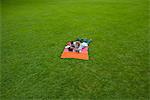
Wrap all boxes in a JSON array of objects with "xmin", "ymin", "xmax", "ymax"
[{"xmin": 61, "ymin": 47, "xmax": 89, "ymax": 60}]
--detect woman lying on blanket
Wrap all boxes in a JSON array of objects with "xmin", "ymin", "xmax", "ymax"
[
  {"xmin": 65, "ymin": 38, "xmax": 92, "ymax": 53},
  {"xmin": 74, "ymin": 38, "xmax": 92, "ymax": 53}
]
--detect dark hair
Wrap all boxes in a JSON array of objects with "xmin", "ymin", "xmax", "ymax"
[
  {"xmin": 68, "ymin": 47, "xmax": 73, "ymax": 51},
  {"xmin": 70, "ymin": 41, "xmax": 73, "ymax": 44}
]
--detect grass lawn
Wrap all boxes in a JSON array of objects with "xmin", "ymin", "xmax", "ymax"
[{"xmin": 1, "ymin": 0, "xmax": 149, "ymax": 99}]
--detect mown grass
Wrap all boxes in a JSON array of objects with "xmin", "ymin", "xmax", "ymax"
[{"xmin": 1, "ymin": 0, "xmax": 149, "ymax": 99}]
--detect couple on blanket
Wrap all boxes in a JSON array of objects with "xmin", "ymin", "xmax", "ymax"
[{"xmin": 65, "ymin": 38, "xmax": 92, "ymax": 53}]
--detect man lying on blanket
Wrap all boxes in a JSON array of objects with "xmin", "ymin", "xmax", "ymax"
[{"xmin": 65, "ymin": 38, "xmax": 92, "ymax": 53}]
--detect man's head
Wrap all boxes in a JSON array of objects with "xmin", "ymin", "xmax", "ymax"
[{"xmin": 70, "ymin": 41, "xmax": 73, "ymax": 44}]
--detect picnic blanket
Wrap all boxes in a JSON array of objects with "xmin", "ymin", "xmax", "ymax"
[{"xmin": 61, "ymin": 43, "xmax": 89, "ymax": 60}]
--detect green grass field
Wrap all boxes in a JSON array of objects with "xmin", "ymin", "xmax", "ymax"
[{"xmin": 1, "ymin": 0, "xmax": 149, "ymax": 99}]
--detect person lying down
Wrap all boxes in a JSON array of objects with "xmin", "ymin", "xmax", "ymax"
[{"xmin": 65, "ymin": 38, "xmax": 92, "ymax": 53}]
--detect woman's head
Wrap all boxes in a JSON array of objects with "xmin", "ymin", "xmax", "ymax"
[{"xmin": 76, "ymin": 41, "xmax": 80, "ymax": 47}]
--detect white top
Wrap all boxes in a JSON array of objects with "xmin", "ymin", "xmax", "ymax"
[{"xmin": 78, "ymin": 42, "xmax": 88, "ymax": 52}]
